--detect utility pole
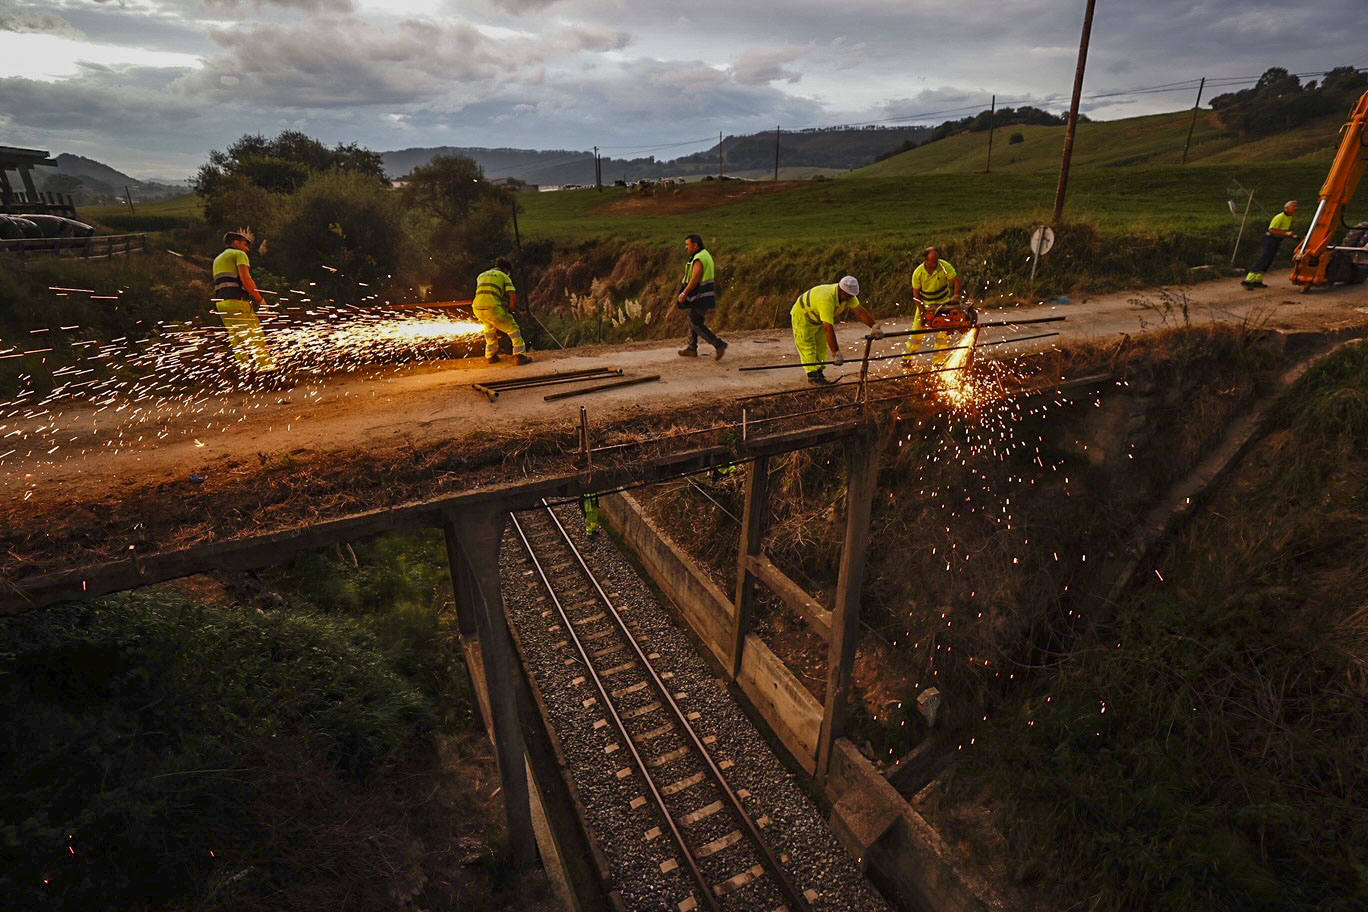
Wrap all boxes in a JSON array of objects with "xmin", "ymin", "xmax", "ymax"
[
  {"xmin": 774, "ymin": 125, "xmax": 781, "ymax": 182},
  {"xmin": 985, "ymin": 95, "xmax": 996, "ymax": 174},
  {"xmin": 510, "ymin": 195, "xmax": 521, "ymax": 250},
  {"xmin": 123, "ymin": 185, "xmax": 135, "ymax": 213},
  {"xmin": 1181, "ymin": 77, "xmax": 1206, "ymax": 165},
  {"xmin": 718, "ymin": 131, "xmax": 724, "ymax": 183},
  {"xmin": 1051, "ymin": 0, "xmax": 1097, "ymax": 227},
  {"xmin": 594, "ymin": 146, "xmax": 602, "ymax": 191}
]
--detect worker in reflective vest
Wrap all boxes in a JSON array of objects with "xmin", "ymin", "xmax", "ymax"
[
  {"xmin": 473, "ymin": 257, "xmax": 532, "ymax": 365},
  {"xmin": 906, "ymin": 246, "xmax": 964, "ymax": 362},
  {"xmin": 790, "ymin": 275, "xmax": 881, "ymax": 386},
  {"xmin": 1242, "ymin": 201, "xmax": 1298, "ymax": 288},
  {"xmin": 211, "ymin": 227, "xmax": 278, "ymax": 380},
  {"xmin": 677, "ymin": 234, "xmax": 727, "ymax": 360}
]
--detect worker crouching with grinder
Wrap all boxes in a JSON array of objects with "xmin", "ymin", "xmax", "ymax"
[{"xmin": 905, "ymin": 246, "xmax": 974, "ymax": 368}]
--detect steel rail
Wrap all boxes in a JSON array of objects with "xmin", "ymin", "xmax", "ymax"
[
  {"xmin": 510, "ymin": 510, "xmax": 721, "ymax": 912},
  {"xmin": 535, "ymin": 501, "xmax": 814, "ymax": 912}
]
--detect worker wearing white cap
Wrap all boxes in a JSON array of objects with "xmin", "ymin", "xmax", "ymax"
[{"xmin": 790, "ymin": 275, "xmax": 881, "ymax": 385}]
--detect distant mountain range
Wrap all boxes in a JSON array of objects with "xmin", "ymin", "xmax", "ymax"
[
  {"xmin": 38, "ymin": 154, "xmax": 187, "ymax": 206},
  {"xmin": 381, "ymin": 125, "xmax": 934, "ymax": 185}
]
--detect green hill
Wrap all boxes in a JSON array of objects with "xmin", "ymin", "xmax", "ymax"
[{"xmin": 856, "ymin": 109, "xmax": 1345, "ymax": 177}]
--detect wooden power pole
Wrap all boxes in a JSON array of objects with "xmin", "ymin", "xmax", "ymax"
[{"xmin": 1051, "ymin": 0, "xmax": 1097, "ymax": 227}]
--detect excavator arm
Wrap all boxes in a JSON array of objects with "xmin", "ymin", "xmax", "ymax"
[{"xmin": 1291, "ymin": 89, "xmax": 1368, "ymax": 288}]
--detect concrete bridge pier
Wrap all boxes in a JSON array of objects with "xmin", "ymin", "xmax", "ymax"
[{"xmin": 442, "ymin": 508, "xmax": 537, "ymax": 870}]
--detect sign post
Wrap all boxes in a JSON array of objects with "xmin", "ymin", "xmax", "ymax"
[{"xmin": 1028, "ymin": 225, "xmax": 1055, "ymax": 285}]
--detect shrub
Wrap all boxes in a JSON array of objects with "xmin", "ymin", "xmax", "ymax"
[{"xmin": 266, "ymin": 170, "xmax": 404, "ymax": 301}]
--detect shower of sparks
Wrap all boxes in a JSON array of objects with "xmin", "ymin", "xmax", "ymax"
[
  {"xmin": 0, "ymin": 278, "xmax": 486, "ymax": 493},
  {"xmin": 847, "ymin": 304, "xmax": 1101, "ymax": 748}
]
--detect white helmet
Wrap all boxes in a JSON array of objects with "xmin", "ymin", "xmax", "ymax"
[{"xmin": 838, "ymin": 275, "xmax": 860, "ymax": 297}]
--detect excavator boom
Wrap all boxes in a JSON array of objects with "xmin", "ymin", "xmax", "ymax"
[{"xmin": 1291, "ymin": 89, "xmax": 1368, "ymax": 288}]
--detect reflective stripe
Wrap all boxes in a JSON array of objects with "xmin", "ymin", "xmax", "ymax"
[{"xmin": 795, "ymin": 289, "xmax": 823, "ymax": 324}]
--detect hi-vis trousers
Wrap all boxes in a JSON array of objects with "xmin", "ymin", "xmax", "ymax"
[
  {"xmin": 473, "ymin": 303, "xmax": 526, "ymax": 359},
  {"xmin": 214, "ymin": 298, "xmax": 276, "ymax": 371}
]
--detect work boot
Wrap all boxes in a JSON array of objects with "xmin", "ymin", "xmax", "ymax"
[
  {"xmin": 1251, "ymin": 281, "xmax": 1268, "ymax": 288},
  {"xmin": 514, "ymin": 353, "xmax": 534, "ymax": 365},
  {"xmin": 678, "ymin": 347, "xmax": 699, "ymax": 357},
  {"xmin": 486, "ymin": 353, "xmax": 501, "ymax": 364},
  {"xmin": 714, "ymin": 340, "xmax": 728, "ymax": 361},
  {"xmin": 807, "ymin": 370, "xmax": 834, "ymax": 386}
]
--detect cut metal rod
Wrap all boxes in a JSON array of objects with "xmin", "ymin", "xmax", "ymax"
[
  {"xmin": 870, "ymin": 314, "xmax": 1065, "ymax": 341},
  {"xmin": 544, "ymin": 374, "xmax": 660, "ymax": 401},
  {"xmin": 480, "ymin": 366, "xmax": 621, "ymax": 389},
  {"xmin": 474, "ymin": 367, "xmax": 621, "ymax": 401},
  {"xmin": 741, "ymin": 330, "xmax": 1061, "ymax": 373}
]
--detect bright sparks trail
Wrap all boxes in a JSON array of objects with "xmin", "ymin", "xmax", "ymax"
[
  {"xmin": 0, "ymin": 278, "xmax": 487, "ymax": 495},
  {"xmin": 936, "ymin": 326, "xmax": 979, "ymax": 407}
]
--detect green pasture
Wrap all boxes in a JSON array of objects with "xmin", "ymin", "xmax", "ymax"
[
  {"xmin": 856, "ymin": 109, "xmax": 1343, "ymax": 177},
  {"xmin": 516, "ymin": 161, "xmax": 1340, "ymax": 255}
]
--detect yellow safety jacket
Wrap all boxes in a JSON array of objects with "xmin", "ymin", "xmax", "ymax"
[{"xmin": 473, "ymin": 268, "xmax": 516, "ymax": 310}]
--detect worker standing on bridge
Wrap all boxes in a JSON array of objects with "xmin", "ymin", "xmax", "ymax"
[
  {"xmin": 1242, "ymin": 200, "xmax": 1299, "ymax": 289},
  {"xmin": 474, "ymin": 257, "xmax": 533, "ymax": 365},
  {"xmin": 211, "ymin": 227, "xmax": 278, "ymax": 383},
  {"xmin": 906, "ymin": 246, "xmax": 963, "ymax": 362},
  {"xmin": 677, "ymin": 234, "xmax": 727, "ymax": 360},
  {"xmin": 790, "ymin": 276, "xmax": 881, "ymax": 386}
]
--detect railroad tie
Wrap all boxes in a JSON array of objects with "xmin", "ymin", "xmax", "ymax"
[
  {"xmin": 713, "ymin": 863, "xmax": 766, "ymax": 897},
  {"xmin": 678, "ymin": 799, "xmax": 723, "ymax": 826}
]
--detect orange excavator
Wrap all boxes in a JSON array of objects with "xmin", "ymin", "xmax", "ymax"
[{"xmin": 1290, "ymin": 89, "xmax": 1368, "ymax": 289}]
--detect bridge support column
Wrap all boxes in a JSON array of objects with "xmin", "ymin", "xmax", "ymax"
[
  {"xmin": 729, "ymin": 455, "xmax": 771, "ymax": 678},
  {"xmin": 442, "ymin": 508, "xmax": 537, "ymax": 869},
  {"xmin": 816, "ymin": 433, "xmax": 879, "ymax": 784}
]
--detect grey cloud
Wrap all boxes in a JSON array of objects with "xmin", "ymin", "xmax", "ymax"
[
  {"xmin": 183, "ymin": 19, "xmax": 503, "ymax": 107},
  {"xmin": 203, "ymin": 0, "xmax": 356, "ymax": 14},
  {"xmin": 485, "ymin": 0, "xmax": 561, "ymax": 13},
  {"xmin": 730, "ymin": 48, "xmax": 804, "ymax": 85},
  {"xmin": 553, "ymin": 25, "xmax": 630, "ymax": 53},
  {"xmin": 0, "ymin": 9, "xmax": 84, "ymax": 37}
]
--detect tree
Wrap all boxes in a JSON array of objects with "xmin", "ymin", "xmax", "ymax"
[
  {"xmin": 195, "ymin": 131, "xmax": 385, "ymax": 198},
  {"xmin": 400, "ymin": 154, "xmax": 492, "ymax": 228},
  {"xmin": 400, "ymin": 155, "xmax": 516, "ymax": 298},
  {"xmin": 267, "ymin": 171, "xmax": 403, "ymax": 303}
]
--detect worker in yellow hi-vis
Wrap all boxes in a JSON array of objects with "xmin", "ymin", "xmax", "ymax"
[
  {"xmin": 905, "ymin": 246, "xmax": 964, "ymax": 365},
  {"xmin": 211, "ymin": 227, "xmax": 278, "ymax": 382},
  {"xmin": 790, "ymin": 275, "xmax": 881, "ymax": 386},
  {"xmin": 473, "ymin": 257, "xmax": 533, "ymax": 365}
]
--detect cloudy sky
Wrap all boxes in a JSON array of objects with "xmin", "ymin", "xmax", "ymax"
[{"xmin": 0, "ymin": 0, "xmax": 1361, "ymax": 180}]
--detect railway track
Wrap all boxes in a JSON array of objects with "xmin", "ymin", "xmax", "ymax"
[{"xmin": 511, "ymin": 502, "xmax": 820, "ymax": 912}]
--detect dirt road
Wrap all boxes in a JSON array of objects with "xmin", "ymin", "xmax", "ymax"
[{"xmin": 2, "ymin": 278, "xmax": 1365, "ymax": 579}]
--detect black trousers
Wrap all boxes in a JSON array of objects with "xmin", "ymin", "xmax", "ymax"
[
  {"xmin": 1249, "ymin": 235, "xmax": 1285, "ymax": 274},
  {"xmin": 684, "ymin": 305, "xmax": 723, "ymax": 349}
]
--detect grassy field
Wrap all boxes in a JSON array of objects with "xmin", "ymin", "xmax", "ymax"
[
  {"xmin": 516, "ymin": 161, "xmax": 1339, "ymax": 254},
  {"xmin": 82, "ymin": 193, "xmax": 205, "ymax": 223},
  {"xmin": 855, "ymin": 109, "xmax": 1344, "ymax": 177}
]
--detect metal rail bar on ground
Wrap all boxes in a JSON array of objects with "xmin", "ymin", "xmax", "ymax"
[
  {"xmin": 543, "ymin": 374, "xmax": 661, "ymax": 401},
  {"xmin": 473, "ymin": 367, "xmax": 622, "ymax": 401}
]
